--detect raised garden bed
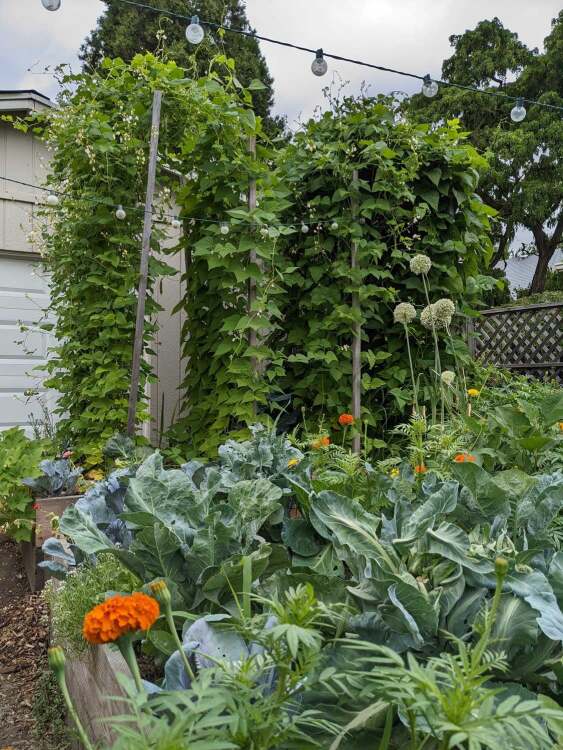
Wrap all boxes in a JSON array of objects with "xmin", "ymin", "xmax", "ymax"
[{"xmin": 20, "ymin": 495, "xmax": 81, "ymax": 591}]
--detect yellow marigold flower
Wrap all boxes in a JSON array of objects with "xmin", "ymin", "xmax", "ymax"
[
  {"xmin": 559, "ymin": 422, "xmax": 563, "ymax": 431},
  {"xmin": 467, "ymin": 388, "xmax": 480, "ymax": 397},
  {"xmin": 287, "ymin": 458, "xmax": 300, "ymax": 468},
  {"xmin": 83, "ymin": 592, "xmax": 159, "ymax": 645},
  {"xmin": 389, "ymin": 467, "xmax": 400, "ymax": 478}
]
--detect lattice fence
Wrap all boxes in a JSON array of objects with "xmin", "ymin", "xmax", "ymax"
[{"xmin": 468, "ymin": 302, "xmax": 562, "ymax": 383}]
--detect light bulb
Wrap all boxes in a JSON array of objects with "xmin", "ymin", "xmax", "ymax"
[
  {"xmin": 115, "ymin": 205, "xmax": 126, "ymax": 220},
  {"xmin": 510, "ymin": 97, "xmax": 526, "ymax": 123},
  {"xmin": 301, "ymin": 224, "xmax": 309, "ymax": 234},
  {"xmin": 330, "ymin": 221, "xmax": 339, "ymax": 230},
  {"xmin": 311, "ymin": 49, "xmax": 328, "ymax": 77},
  {"xmin": 171, "ymin": 217, "xmax": 182, "ymax": 229},
  {"xmin": 186, "ymin": 16, "xmax": 204, "ymax": 45},
  {"xmin": 41, "ymin": 0, "xmax": 61, "ymax": 10},
  {"xmin": 422, "ymin": 74, "xmax": 438, "ymax": 98},
  {"xmin": 220, "ymin": 222, "xmax": 229, "ymax": 235},
  {"xmin": 46, "ymin": 193, "xmax": 59, "ymax": 206}
]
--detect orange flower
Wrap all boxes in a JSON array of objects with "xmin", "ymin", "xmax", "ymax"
[
  {"xmin": 454, "ymin": 453, "xmax": 476, "ymax": 463},
  {"xmin": 559, "ymin": 422, "xmax": 563, "ymax": 431},
  {"xmin": 320, "ymin": 436, "xmax": 330, "ymax": 446},
  {"xmin": 311, "ymin": 436, "xmax": 330, "ymax": 449},
  {"xmin": 338, "ymin": 413, "xmax": 354, "ymax": 426},
  {"xmin": 83, "ymin": 592, "xmax": 159, "ymax": 645},
  {"xmin": 414, "ymin": 464, "xmax": 427, "ymax": 474}
]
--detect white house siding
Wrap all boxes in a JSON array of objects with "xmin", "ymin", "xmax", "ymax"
[{"xmin": 0, "ymin": 91, "xmax": 185, "ymax": 439}]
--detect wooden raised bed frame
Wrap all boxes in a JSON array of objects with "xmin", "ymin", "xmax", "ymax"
[{"xmin": 20, "ymin": 494, "xmax": 81, "ymax": 591}]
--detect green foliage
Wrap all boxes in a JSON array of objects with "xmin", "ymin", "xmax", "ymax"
[
  {"xmin": 407, "ymin": 14, "xmax": 563, "ymax": 292},
  {"xmin": 46, "ymin": 554, "xmax": 140, "ymax": 655},
  {"xmin": 272, "ymin": 95, "xmax": 494, "ymax": 429},
  {"xmin": 0, "ymin": 427, "xmax": 43, "ymax": 541},
  {"xmin": 80, "ymin": 0, "xmax": 278, "ymax": 130},
  {"xmin": 32, "ymin": 669, "xmax": 71, "ymax": 750}
]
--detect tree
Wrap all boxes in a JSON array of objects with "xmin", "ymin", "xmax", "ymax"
[
  {"xmin": 80, "ymin": 0, "xmax": 278, "ymax": 130},
  {"xmin": 407, "ymin": 14, "xmax": 563, "ymax": 292}
]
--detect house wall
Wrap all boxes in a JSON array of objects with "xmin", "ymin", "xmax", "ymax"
[{"xmin": 0, "ymin": 106, "xmax": 185, "ymax": 440}]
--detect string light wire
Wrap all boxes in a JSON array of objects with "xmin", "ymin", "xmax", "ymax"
[{"xmin": 108, "ymin": 0, "xmax": 563, "ymax": 114}]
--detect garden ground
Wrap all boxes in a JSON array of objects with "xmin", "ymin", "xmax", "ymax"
[{"xmin": 0, "ymin": 536, "xmax": 49, "ymax": 750}]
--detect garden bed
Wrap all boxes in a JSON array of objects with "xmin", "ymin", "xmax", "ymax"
[{"xmin": 20, "ymin": 494, "xmax": 81, "ymax": 591}]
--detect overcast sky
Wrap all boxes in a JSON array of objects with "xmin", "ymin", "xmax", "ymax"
[{"xmin": 1, "ymin": 0, "xmax": 561, "ymax": 124}]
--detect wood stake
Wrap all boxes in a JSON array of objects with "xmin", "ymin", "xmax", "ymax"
[
  {"xmin": 351, "ymin": 169, "xmax": 361, "ymax": 454},
  {"xmin": 127, "ymin": 89, "xmax": 162, "ymax": 436}
]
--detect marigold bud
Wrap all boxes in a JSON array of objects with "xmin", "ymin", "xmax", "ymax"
[
  {"xmin": 48, "ymin": 646, "xmax": 66, "ymax": 674},
  {"xmin": 495, "ymin": 556, "xmax": 508, "ymax": 578},
  {"xmin": 149, "ymin": 580, "xmax": 171, "ymax": 606}
]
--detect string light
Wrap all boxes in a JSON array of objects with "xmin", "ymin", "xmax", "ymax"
[
  {"xmin": 104, "ymin": 0, "xmax": 563, "ymax": 121},
  {"xmin": 46, "ymin": 193, "xmax": 59, "ymax": 206},
  {"xmin": 115, "ymin": 205, "xmax": 127, "ymax": 220},
  {"xmin": 171, "ymin": 217, "xmax": 182, "ymax": 228},
  {"xmin": 311, "ymin": 49, "xmax": 328, "ymax": 77},
  {"xmin": 422, "ymin": 74, "xmax": 439, "ymax": 98},
  {"xmin": 220, "ymin": 222, "xmax": 230, "ymax": 235},
  {"xmin": 185, "ymin": 15, "xmax": 204, "ymax": 45},
  {"xmin": 40, "ymin": 0, "xmax": 61, "ymax": 9},
  {"xmin": 301, "ymin": 223, "xmax": 309, "ymax": 233},
  {"xmin": 330, "ymin": 221, "xmax": 339, "ymax": 230},
  {"xmin": 510, "ymin": 97, "xmax": 526, "ymax": 123}
]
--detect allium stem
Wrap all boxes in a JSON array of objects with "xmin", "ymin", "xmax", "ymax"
[{"xmin": 403, "ymin": 324, "xmax": 419, "ymax": 415}]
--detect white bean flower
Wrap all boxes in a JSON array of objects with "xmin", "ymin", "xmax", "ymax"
[
  {"xmin": 441, "ymin": 370, "xmax": 456, "ymax": 386},
  {"xmin": 409, "ymin": 254, "xmax": 432, "ymax": 275},
  {"xmin": 393, "ymin": 302, "xmax": 417, "ymax": 325}
]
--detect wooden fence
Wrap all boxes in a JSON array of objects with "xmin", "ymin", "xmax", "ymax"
[{"xmin": 468, "ymin": 301, "xmax": 562, "ymax": 383}]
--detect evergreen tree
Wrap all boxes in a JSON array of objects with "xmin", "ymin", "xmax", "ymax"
[
  {"xmin": 80, "ymin": 0, "xmax": 277, "ymax": 129},
  {"xmin": 407, "ymin": 14, "xmax": 563, "ymax": 292}
]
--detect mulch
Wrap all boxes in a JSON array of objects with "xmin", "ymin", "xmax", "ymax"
[{"xmin": 0, "ymin": 535, "xmax": 49, "ymax": 750}]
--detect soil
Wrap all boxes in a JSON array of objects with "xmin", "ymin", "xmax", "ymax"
[{"xmin": 0, "ymin": 534, "xmax": 49, "ymax": 750}]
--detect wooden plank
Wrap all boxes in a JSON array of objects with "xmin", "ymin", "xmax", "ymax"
[{"xmin": 127, "ymin": 90, "xmax": 163, "ymax": 436}]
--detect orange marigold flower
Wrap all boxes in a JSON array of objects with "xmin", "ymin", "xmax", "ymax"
[
  {"xmin": 559, "ymin": 422, "xmax": 563, "ymax": 431},
  {"xmin": 454, "ymin": 453, "xmax": 476, "ymax": 463},
  {"xmin": 338, "ymin": 413, "xmax": 355, "ymax": 426},
  {"xmin": 320, "ymin": 436, "xmax": 331, "ymax": 447},
  {"xmin": 414, "ymin": 464, "xmax": 427, "ymax": 474},
  {"xmin": 83, "ymin": 592, "xmax": 159, "ymax": 645}
]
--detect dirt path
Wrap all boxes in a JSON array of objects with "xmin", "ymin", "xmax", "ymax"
[{"xmin": 0, "ymin": 535, "xmax": 49, "ymax": 749}]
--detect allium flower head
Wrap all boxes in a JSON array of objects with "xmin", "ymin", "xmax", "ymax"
[
  {"xmin": 393, "ymin": 302, "xmax": 417, "ymax": 325},
  {"xmin": 83, "ymin": 592, "xmax": 159, "ymax": 644},
  {"xmin": 420, "ymin": 304, "xmax": 439, "ymax": 330},
  {"xmin": 409, "ymin": 254, "xmax": 432, "ymax": 275},
  {"xmin": 434, "ymin": 298, "xmax": 455, "ymax": 326},
  {"xmin": 441, "ymin": 370, "xmax": 456, "ymax": 386}
]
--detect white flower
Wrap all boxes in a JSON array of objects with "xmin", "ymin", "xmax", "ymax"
[
  {"xmin": 410, "ymin": 254, "xmax": 432, "ymax": 275},
  {"xmin": 434, "ymin": 298, "xmax": 455, "ymax": 325},
  {"xmin": 420, "ymin": 304, "xmax": 439, "ymax": 330},
  {"xmin": 441, "ymin": 370, "xmax": 456, "ymax": 386},
  {"xmin": 393, "ymin": 302, "xmax": 417, "ymax": 325}
]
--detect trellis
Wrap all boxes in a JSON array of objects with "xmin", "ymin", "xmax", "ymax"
[{"xmin": 469, "ymin": 301, "xmax": 562, "ymax": 383}]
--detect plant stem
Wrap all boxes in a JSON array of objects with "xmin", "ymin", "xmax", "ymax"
[
  {"xmin": 403, "ymin": 324, "xmax": 419, "ymax": 415},
  {"xmin": 164, "ymin": 605, "xmax": 196, "ymax": 682},
  {"xmin": 242, "ymin": 555, "xmax": 252, "ymax": 620},
  {"xmin": 54, "ymin": 668, "xmax": 95, "ymax": 750},
  {"xmin": 117, "ymin": 635, "xmax": 144, "ymax": 694}
]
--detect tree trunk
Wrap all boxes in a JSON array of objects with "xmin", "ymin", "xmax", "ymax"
[{"xmin": 529, "ymin": 248, "xmax": 553, "ymax": 293}]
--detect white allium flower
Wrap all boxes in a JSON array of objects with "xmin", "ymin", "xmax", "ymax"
[
  {"xmin": 393, "ymin": 302, "xmax": 417, "ymax": 325},
  {"xmin": 420, "ymin": 303, "xmax": 440, "ymax": 330},
  {"xmin": 434, "ymin": 298, "xmax": 455, "ymax": 322},
  {"xmin": 409, "ymin": 254, "xmax": 432, "ymax": 275},
  {"xmin": 441, "ymin": 370, "xmax": 456, "ymax": 386}
]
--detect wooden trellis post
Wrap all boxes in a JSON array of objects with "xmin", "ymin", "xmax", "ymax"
[
  {"xmin": 351, "ymin": 169, "xmax": 361, "ymax": 454},
  {"xmin": 127, "ymin": 89, "xmax": 162, "ymax": 436},
  {"xmin": 247, "ymin": 136, "xmax": 259, "ymax": 381}
]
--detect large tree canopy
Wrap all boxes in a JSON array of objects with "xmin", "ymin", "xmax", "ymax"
[
  {"xmin": 80, "ymin": 0, "xmax": 277, "ymax": 129},
  {"xmin": 407, "ymin": 14, "xmax": 563, "ymax": 292}
]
